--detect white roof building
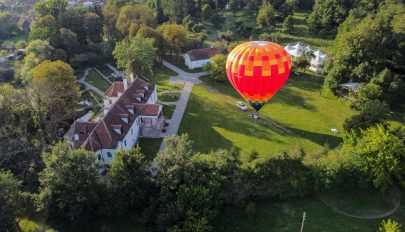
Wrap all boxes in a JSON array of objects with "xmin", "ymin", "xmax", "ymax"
[{"xmin": 284, "ymin": 43, "xmax": 327, "ymax": 73}]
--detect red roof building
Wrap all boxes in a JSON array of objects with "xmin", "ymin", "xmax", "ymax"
[{"xmin": 65, "ymin": 77, "xmax": 164, "ymax": 165}]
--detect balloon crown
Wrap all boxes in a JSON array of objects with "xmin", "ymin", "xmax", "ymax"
[{"xmin": 248, "ymin": 41, "xmax": 270, "ymax": 46}]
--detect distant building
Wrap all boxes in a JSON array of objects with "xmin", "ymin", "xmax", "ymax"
[
  {"xmin": 184, "ymin": 47, "xmax": 224, "ymax": 70},
  {"xmin": 64, "ymin": 75, "xmax": 164, "ymax": 168},
  {"xmin": 338, "ymin": 82, "xmax": 361, "ymax": 96},
  {"xmin": 309, "ymin": 50, "xmax": 326, "ymax": 73},
  {"xmin": 284, "ymin": 42, "xmax": 327, "ymax": 73}
]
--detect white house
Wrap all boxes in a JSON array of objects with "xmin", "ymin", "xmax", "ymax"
[
  {"xmin": 64, "ymin": 75, "xmax": 164, "ymax": 168},
  {"xmin": 184, "ymin": 47, "xmax": 224, "ymax": 70}
]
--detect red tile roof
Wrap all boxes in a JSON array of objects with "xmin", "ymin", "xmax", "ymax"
[
  {"xmin": 105, "ymin": 82, "xmax": 124, "ymax": 97},
  {"xmin": 186, "ymin": 47, "xmax": 225, "ymax": 61},
  {"xmin": 67, "ymin": 78, "xmax": 161, "ymax": 151}
]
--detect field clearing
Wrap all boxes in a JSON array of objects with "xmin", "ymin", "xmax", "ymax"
[{"xmin": 179, "ymin": 71, "xmax": 355, "ymax": 161}]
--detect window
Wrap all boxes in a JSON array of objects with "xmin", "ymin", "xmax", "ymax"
[
  {"xmin": 107, "ymin": 152, "xmax": 112, "ymax": 158},
  {"xmin": 124, "ymin": 140, "xmax": 127, "ymax": 147},
  {"xmin": 131, "ymin": 129, "xmax": 133, "ymax": 135},
  {"xmin": 97, "ymin": 154, "xmax": 101, "ymax": 160}
]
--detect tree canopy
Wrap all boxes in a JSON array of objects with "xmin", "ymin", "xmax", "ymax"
[
  {"xmin": 113, "ymin": 37, "xmax": 156, "ymax": 77},
  {"xmin": 38, "ymin": 142, "xmax": 101, "ymax": 224}
]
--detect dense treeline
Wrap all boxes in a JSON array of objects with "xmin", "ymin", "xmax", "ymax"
[{"xmin": 1, "ymin": 125, "xmax": 403, "ymax": 231}]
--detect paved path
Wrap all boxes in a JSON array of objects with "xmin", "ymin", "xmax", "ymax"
[
  {"xmin": 159, "ymin": 60, "xmax": 207, "ymax": 151},
  {"xmin": 318, "ymin": 187, "xmax": 401, "ymax": 219},
  {"xmin": 77, "ymin": 68, "xmax": 105, "ymax": 96}
]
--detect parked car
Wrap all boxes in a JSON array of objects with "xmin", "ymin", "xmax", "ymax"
[{"xmin": 236, "ymin": 101, "xmax": 248, "ymax": 111}]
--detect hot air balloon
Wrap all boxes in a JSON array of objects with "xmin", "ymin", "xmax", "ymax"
[{"xmin": 226, "ymin": 41, "xmax": 292, "ymax": 112}]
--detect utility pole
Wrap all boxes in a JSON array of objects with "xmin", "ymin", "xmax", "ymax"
[{"xmin": 300, "ymin": 212, "xmax": 306, "ymax": 232}]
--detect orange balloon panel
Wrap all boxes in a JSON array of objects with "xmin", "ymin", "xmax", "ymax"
[{"xmin": 226, "ymin": 41, "xmax": 292, "ymax": 111}]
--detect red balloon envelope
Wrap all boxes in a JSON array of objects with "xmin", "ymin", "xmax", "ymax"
[{"xmin": 226, "ymin": 41, "xmax": 292, "ymax": 111}]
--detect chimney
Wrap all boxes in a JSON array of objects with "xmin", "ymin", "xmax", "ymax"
[
  {"xmin": 74, "ymin": 134, "xmax": 79, "ymax": 141},
  {"xmin": 130, "ymin": 73, "xmax": 134, "ymax": 83},
  {"xmin": 103, "ymin": 97, "xmax": 110, "ymax": 115},
  {"xmin": 123, "ymin": 78, "xmax": 128, "ymax": 90}
]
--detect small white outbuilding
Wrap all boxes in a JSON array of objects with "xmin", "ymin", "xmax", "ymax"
[{"xmin": 184, "ymin": 48, "xmax": 224, "ymax": 70}]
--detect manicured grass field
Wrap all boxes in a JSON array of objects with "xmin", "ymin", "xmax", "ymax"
[
  {"xmin": 137, "ymin": 138, "xmax": 163, "ymax": 161},
  {"xmin": 178, "ymin": 71, "xmax": 355, "ymax": 161},
  {"xmin": 163, "ymin": 104, "xmax": 176, "ymax": 119},
  {"xmin": 85, "ymin": 69, "xmax": 111, "ymax": 92},
  {"xmin": 96, "ymin": 64, "xmax": 115, "ymax": 77},
  {"xmin": 18, "ymin": 211, "xmax": 149, "ymax": 232},
  {"xmin": 158, "ymin": 92, "xmax": 181, "ymax": 102},
  {"xmin": 153, "ymin": 66, "xmax": 183, "ymax": 92},
  {"xmin": 216, "ymin": 188, "xmax": 405, "ymax": 232}
]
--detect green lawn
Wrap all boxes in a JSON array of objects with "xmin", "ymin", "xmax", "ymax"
[
  {"xmin": 19, "ymin": 211, "xmax": 149, "ymax": 232},
  {"xmin": 153, "ymin": 66, "xmax": 183, "ymax": 92},
  {"xmin": 216, "ymin": 188, "xmax": 405, "ymax": 232},
  {"xmin": 85, "ymin": 69, "xmax": 111, "ymax": 92},
  {"xmin": 158, "ymin": 92, "xmax": 181, "ymax": 102},
  {"xmin": 137, "ymin": 138, "xmax": 163, "ymax": 161},
  {"xmin": 96, "ymin": 64, "xmax": 115, "ymax": 77},
  {"xmin": 178, "ymin": 71, "xmax": 355, "ymax": 161},
  {"xmin": 163, "ymin": 104, "xmax": 176, "ymax": 119}
]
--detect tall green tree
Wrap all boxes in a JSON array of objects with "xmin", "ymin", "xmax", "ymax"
[
  {"xmin": 29, "ymin": 15, "xmax": 58, "ymax": 43},
  {"xmin": 19, "ymin": 40, "xmax": 54, "ymax": 82},
  {"xmin": 113, "ymin": 37, "xmax": 156, "ymax": 77},
  {"xmin": 83, "ymin": 12, "xmax": 103, "ymax": 42},
  {"xmin": 204, "ymin": 54, "xmax": 227, "ymax": 82},
  {"xmin": 0, "ymin": 85, "xmax": 42, "ymax": 186},
  {"xmin": 102, "ymin": 5, "xmax": 122, "ymax": 41},
  {"xmin": 343, "ymin": 124, "xmax": 405, "ymax": 191},
  {"xmin": 343, "ymin": 100, "xmax": 389, "ymax": 132},
  {"xmin": 137, "ymin": 26, "xmax": 166, "ymax": 62},
  {"xmin": 58, "ymin": 28, "xmax": 80, "ymax": 57},
  {"xmin": 157, "ymin": 23, "xmax": 189, "ymax": 56},
  {"xmin": 38, "ymin": 142, "xmax": 101, "ymax": 224},
  {"xmin": 282, "ymin": 14, "xmax": 294, "ymax": 33},
  {"xmin": 107, "ymin": 147, "xmax": 152, "ymax": 215},
  {"xmin": 31, "ymin": 60, "xmax": 80, "ymax": 140},
  {"xmin": 256, "ymin": 1, "xmax": 276, "ymax": 32},
  {"xmin": 0, "ymin": 11, "xmax": 18, "ymax": 39},
  {"xmin": 116, "ymin": 4, "xmax": 156, "ymax": 37},
  {"xmin": 324, "ymin": 2, "xmax": 405, "ymax": 104},
  {"xmin": 34, "ymin": 0, "xmax": 68, "ymax": 19},
  {"xmin": 307, "ymin": 0, "xmax": 354, "ymax": 33},
  {"xmin": 0, "ymin": 171, "xmax": 24, "ymax": 232}
]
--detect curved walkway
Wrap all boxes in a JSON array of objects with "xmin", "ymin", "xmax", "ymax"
[
  {"xmin": 318, "ymin": 187, "xmax": 401, "ymax": 219},
  {"xmin": 77, "ymin": 68, "xmax": 105, "ymax": 96}
]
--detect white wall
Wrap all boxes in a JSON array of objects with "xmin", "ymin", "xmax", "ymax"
[
  {"xmin": 190, "ymin": 59, "xmax": 211, "ymax": 69},
  {"xmin": 121, "ymin": 117, "xmax": 141, "ymax": 150},
  {"xmin": 147, "ymin": 88, "xmax": 158, "ymax": 104},
  {"xmin": 184, "ymin": 54, "xmax": 191, "ymax": 69}
]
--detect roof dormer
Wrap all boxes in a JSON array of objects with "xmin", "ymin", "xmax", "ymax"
[
  {"xmin": 120, "ymin": 114, "xmax": 129, "ymax": 124},
  {"xmin": 111, "ymin": 124, "xmax": 122, "ymax": 135},
  {"xmin": 126, "ymin": 105, "xmax": 134, "ymax": 114}
]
